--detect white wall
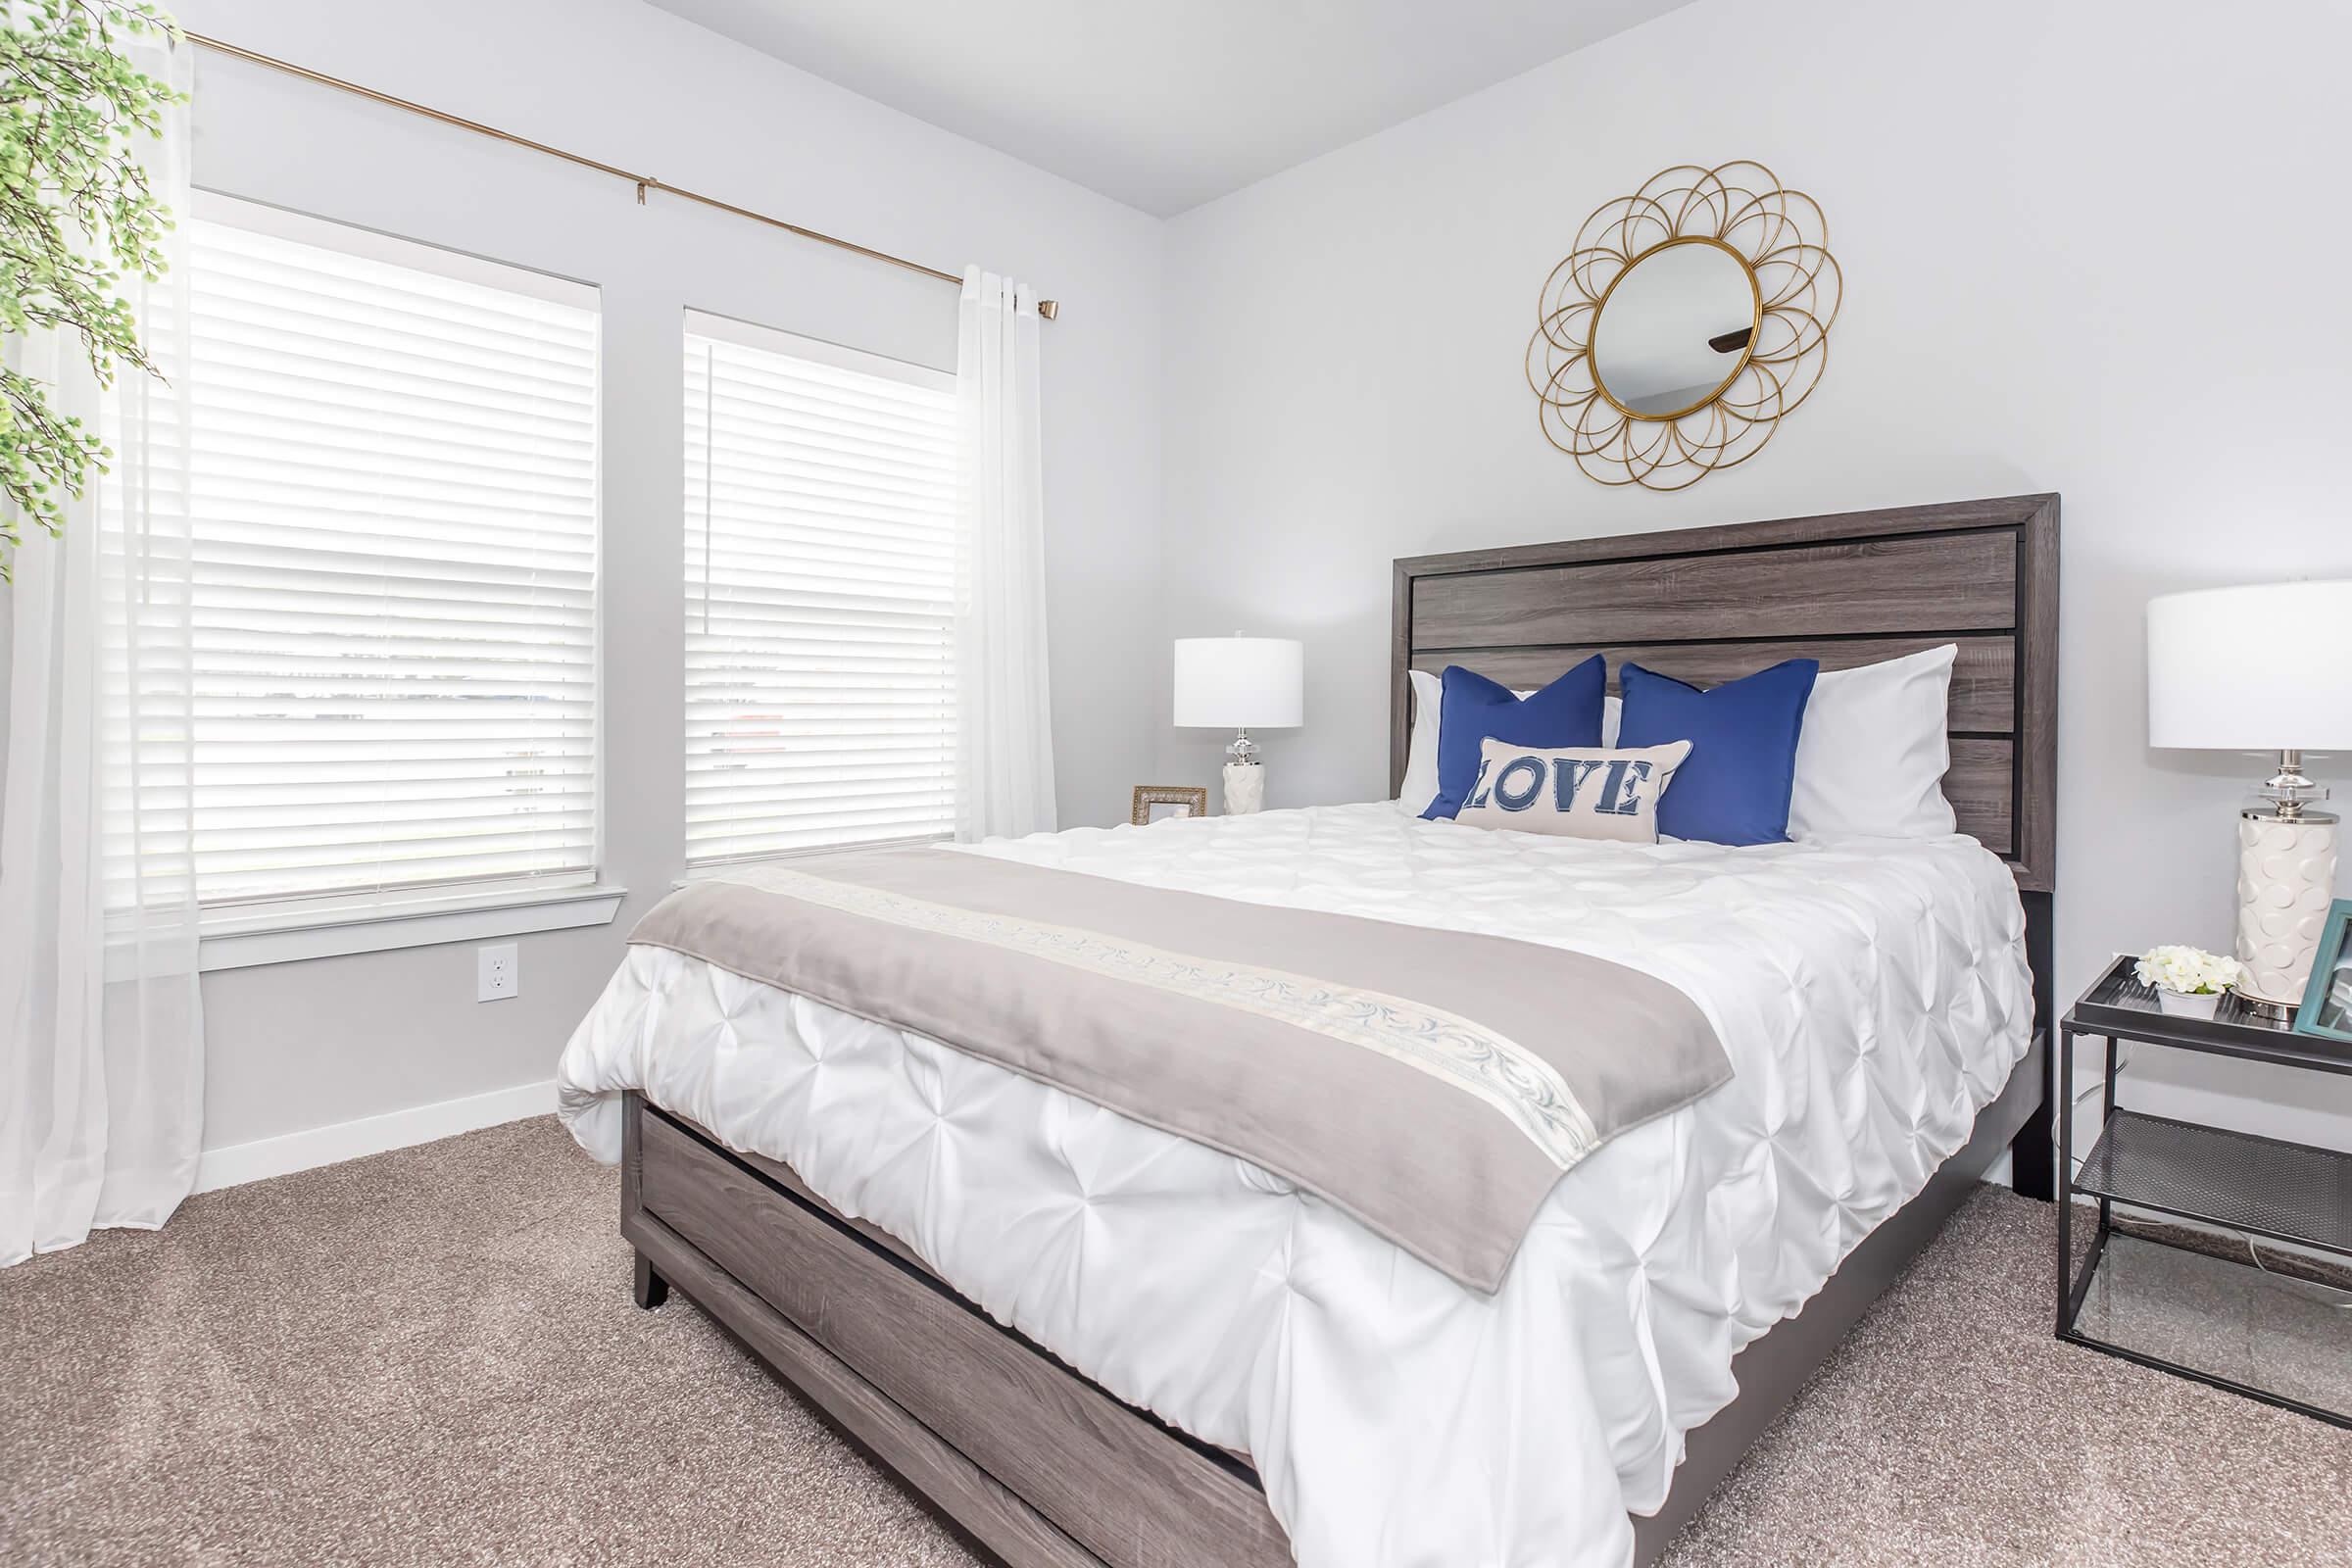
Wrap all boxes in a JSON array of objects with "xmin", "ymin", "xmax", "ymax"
[
  {"xmin": 167, "ymin": 0, "xmax": 1165, "ymax": 1153},
  {"xmin": 1157, "ymin": 0, "xmax": 2352, "ymax": 1151},
  {"xmin": 15, "ymin": 0, "xmax": 2349, "ymax": 1175}
]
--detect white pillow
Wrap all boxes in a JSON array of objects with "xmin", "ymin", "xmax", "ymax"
[
  {"xmin": 1397, "ymin": 670, "xmax": 1616, "ymax": 814},
  {"xmin": 1787, "ymin": 644, "xmax": 1958, "ymax": 840},
  {"xmin": 1399, "ymin": 669, "xmax": 1444, "ymax": 813},
  {"xmin": 1454, "ymin": 737, "xmax": 1692, "ymax": 844}
]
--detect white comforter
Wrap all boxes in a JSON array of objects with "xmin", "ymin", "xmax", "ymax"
[{"xmin": 560, "ymin": 802, "xmax": 2032, "ymax": 1568}]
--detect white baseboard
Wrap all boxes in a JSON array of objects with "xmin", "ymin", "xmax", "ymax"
[{"xmin": 193, "ymin": 1078, "xmax": 557, "ymax": 1195}]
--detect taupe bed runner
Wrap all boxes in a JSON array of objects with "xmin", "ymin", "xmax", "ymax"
[{"xmin": 632, "ymin": 846, "xmax": 1728, "ymax": 1293}]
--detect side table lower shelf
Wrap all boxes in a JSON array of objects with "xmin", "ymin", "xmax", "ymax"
[
  {"xmin": 2075, "ymin": 1110, "xmax": 2352, "ymax": 1255},
  {"xmin": 2060, "ymin": 1110, "xmax": 2352, "ymax": 1428}
]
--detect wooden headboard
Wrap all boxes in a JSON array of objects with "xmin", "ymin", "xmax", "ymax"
[{"xmin": 1391, "ymin": 494, "xmax": 2059, "ymax": 892}]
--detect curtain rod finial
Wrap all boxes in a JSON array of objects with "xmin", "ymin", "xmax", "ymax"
[{"xmin": 1037, "ymin": 299, "xmax": 1059, "ymax": 321}]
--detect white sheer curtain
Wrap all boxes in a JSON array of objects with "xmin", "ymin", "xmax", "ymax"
[
  {"xmin": 953, "ymin": 268, "xmax": 1057, "ymax": 841},
  {"xmin": 0, "ymin": 35, "xmax": 200, "ymax": 1267}
]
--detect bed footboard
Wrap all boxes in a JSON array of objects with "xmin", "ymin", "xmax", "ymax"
[
  {"xmin": 619, "ymin": 1029, "xmax": 2046, "ymax": 1568},
  {"xmin": 619, "ymin": 1093, "xmax": 1293, "ymax": 1568}
]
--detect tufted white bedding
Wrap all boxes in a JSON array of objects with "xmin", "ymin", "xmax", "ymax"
[{"xmin": 560, "ymin": 802, "xmax": 2032, "ymax": 1568}]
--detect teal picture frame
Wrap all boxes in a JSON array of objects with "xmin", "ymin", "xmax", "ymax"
[{"xmin": 2293, "ymin": 898, "xmax": 2352, "ymax": 1043}]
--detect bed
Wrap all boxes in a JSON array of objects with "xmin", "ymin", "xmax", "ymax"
[{"xmin": 561, "ymin": 493, "xmax": 2060, "ymax": 1568}]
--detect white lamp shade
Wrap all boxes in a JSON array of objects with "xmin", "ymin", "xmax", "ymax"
[
  {"xmin": 1173, "ymin": 637, "xmax": 1303, "ymax": 728},
  {"xmin": 2147, "ymin": 580, "xmax": 2352, "ymax": 750}
]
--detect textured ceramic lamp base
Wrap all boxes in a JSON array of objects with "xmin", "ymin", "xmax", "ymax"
[
  {"xmin": 2236, "ymin": 811, "xmax": 2340, "ymax": 1005},
  {"xmin": 1221, "ymin": 762, "xmax": 1265, "ymax": 816}
]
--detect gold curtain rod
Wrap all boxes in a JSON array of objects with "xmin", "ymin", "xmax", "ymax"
[{"xmin": 182, "ymin": 30, "xmax": 1060, "ymax": 320}]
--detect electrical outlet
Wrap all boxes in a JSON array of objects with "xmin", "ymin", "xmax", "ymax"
[{"xmin": 476, "ymin": 942, "xmax": 519, "ymax": 1003}]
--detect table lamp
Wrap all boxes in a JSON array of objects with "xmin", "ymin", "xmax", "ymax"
[
  {"xmin": 1173, "ymin": 634, "xmax": 1303, "ymax": 815},
  {"xmin": 2147, "ymin": 580, "xmax": 2352, "ymax": 1016}
]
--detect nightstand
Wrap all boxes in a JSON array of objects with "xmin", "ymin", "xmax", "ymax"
[{"xmin": 2057, "ymin": 956, "xmax": 2352, "ymax": 1428}]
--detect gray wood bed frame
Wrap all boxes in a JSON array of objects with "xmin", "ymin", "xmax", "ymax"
[{"xmin": 620, "ymin": 492, "xmax": 2062, "ymax": 1568}]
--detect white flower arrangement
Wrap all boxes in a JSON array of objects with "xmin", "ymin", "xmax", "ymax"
[{"xmin": 2134, "ymin": 945, "xmax": 2245, "ymax": 997}]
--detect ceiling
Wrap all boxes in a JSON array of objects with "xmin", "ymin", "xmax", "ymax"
[{"xmin": 646, "ymin": 0, "xmax": 1695, "ymax": 217}]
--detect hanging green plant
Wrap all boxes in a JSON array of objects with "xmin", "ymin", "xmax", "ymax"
[{"xmin": 0, "ymin": 0, "xmax": 182, "ymax": 582}]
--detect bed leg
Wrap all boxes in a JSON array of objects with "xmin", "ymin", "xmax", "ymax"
[
  {"xmin": 633, "ymin": 1250, "xmax": 669, "ymax": 1309},
  {"xmin": 2008, "ymin": 891, "xmax": 2058, "ymax": 1202},
  {"xmin": 2010, "ymin": 1049, "xmax": 2056, "ymax": 1201}
]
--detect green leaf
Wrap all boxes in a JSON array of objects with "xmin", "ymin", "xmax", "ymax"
[{"xmin": 0, "ymin": 0, "xmax": 182, "ymax": 582}]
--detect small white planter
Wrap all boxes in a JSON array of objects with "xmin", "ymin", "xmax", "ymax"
[{"xmin": 2154, "ymin": 988, "xmax": 2223, "ymax": 1020}]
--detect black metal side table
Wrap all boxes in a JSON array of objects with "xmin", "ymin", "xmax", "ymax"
[{"xmin": 2057, "ymin": 956, "xmax": 2352, "ymax": 1428}]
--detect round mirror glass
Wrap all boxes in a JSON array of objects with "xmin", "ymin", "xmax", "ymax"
[{"xmin": 1591, "ymin": 240, "xmax": 1759, "ymax": 420}]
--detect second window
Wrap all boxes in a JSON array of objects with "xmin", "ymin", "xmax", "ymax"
[{"xmin": 683, "ymin": 315, "xmax": 959, "ymax": 866}]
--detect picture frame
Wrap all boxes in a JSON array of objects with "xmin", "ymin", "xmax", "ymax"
[
  {"xmin": 1131, "ymin": 785, "xmax": 1209, "ymax": 826},
  {"xmin": 2293, "ymin": 898, "xmax": 2352, "ymax": 1043}
]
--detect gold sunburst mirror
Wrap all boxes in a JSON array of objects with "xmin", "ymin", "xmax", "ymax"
[{"xmin": 1527, "ymin": 162, "xmax": 1840, "ymax": 490}]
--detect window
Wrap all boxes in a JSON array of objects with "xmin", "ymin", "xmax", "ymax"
[
  {"xmin": 683, "ymin": 314, "xmax": 958, "ymax": 866},
  {"xmin": 158, "ymin": 198, "xmax": 601, "ymax": 910}
]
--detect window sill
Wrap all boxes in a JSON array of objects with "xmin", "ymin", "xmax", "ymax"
[
  {"xmin": 196, "ymin": 882, "xmax": 628, "ymax": 972},
  {"xmin": 671, "ymin": 835, "xmax": 955, "ymax": 890}
]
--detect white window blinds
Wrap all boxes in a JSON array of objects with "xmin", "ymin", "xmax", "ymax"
[
  {"xmin": 683, "ymin": 314, "xmax": 958, "ymax": 866},
  {"xmin": 167, "ymin": 198, "xmax": 601, "ymax": 908}
]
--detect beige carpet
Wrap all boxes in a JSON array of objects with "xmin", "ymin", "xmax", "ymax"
[{"xmin": 3, "ymin": 1117, "xmax": 2345, "ymax": 1567}]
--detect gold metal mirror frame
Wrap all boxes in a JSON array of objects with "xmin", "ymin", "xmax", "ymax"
[{"xmin": 1527, "ymin": 162, "xmax": 1840, "ymax": 490}]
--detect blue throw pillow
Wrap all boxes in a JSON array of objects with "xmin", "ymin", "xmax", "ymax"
[
  {"xmin": 1616, "ymin": 659, "xmax": 1820, "ymax": 846},
  {"xmin": 1421, "ymin": 657, "xmax": 1607, "ymax": 820}
]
